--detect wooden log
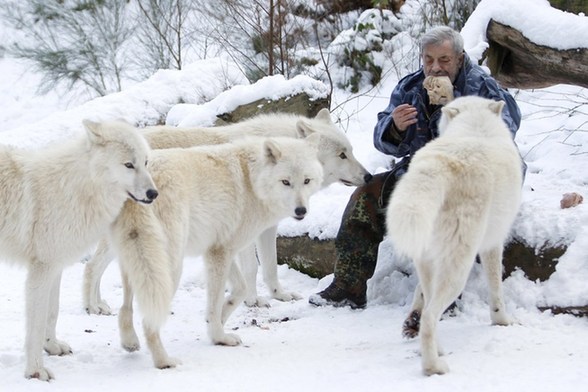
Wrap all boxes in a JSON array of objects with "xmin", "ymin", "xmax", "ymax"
[{"xmin": 485, "ymin": 19, "xmax": 588, "ymax": 89}]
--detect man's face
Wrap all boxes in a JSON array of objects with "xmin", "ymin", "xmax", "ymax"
[{"xmin": 422, "ymin": 40, "xmax": 464, "ymax": 83}]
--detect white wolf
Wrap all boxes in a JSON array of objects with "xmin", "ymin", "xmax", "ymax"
[
  {"xmin": 83, "ymin": 108, "xmax": 371, "ymax": 314},
  {"xmin": 109, "ymin": 134, "xmax": 323, "ymax": 369},
  {"xmin": 0, "ymin": 121, "xmax": 157, "ymax": 381},
  {"xmin": 385, "ymin": 96, "xmax": 522, "ymax": 376}
]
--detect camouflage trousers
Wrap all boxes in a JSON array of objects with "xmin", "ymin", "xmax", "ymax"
[{"xmin": 332, "ymin": 169, "xmax": 400, "ymax": 296}]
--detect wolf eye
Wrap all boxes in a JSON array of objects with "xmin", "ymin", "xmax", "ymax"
[
  {"xmin": 124, "ymin": 162, "xmax": 135, "ymax": 169},
  {"xmin": 145, "ymin": 160, "xmax": 149, "ymax": 167},
  {"xmin": 304, "ymin": 179, "xmax": 310, "ymax": 184},
  {"xmin": 282, "ymin": 180, "xmax": 291, "ymax": 186},
  {"xmin": 339, "ymin": 152, "xmax": 347, "ymax": 159}
]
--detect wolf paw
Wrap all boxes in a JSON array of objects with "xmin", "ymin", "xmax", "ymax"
[
  {"xmin": 25, "ymin": 366, "xmax": 54, "ymax": 381},
  {"xmin": 423, "ymin": 358, "xmax": 449, "ymax": 376},
  {"xmin": 122, "ymin": 340, "xmax": 141, "ymax": 352},
  {"xmin": 85, "ymin": 300, "xmax": 112, "ymax": 315},
  {"xmin": 244, "ymin": 296, "xmax": 271, "ymax": 308},
  {"xmin": 155, "ymin": 356, "xmax": 182, "ymax": 369},
  {"xmin": 271, "ymin": 289, "xmax": 302, "ymax": 302},
  {"xmin": 44, "ymin": 339, "xmax": 73, "ymax": 356},
  {"xmin": 402, "ymin": 310, "xmax": 421, "ymax": 339},
  {"xmin": 213, "ymin": 332, "xmax": 242, "ymax": 346},
  {"xmin": 491, "ymin": 311, "xmax": 512, "ymax": 326}
]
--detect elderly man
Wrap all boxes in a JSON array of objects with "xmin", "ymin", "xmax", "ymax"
[{"xmin": 309, "ymin": 26, "xmax": 522, "ymax": 309}]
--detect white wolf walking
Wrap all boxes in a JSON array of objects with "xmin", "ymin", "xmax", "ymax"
[
  {"xmin": 83, "ymin": 109, "xmax": 371, "ymax": 314},
  {"xmin": 385, "ymin": 96, "xmax": 522, "ymax": 376},
  {"xmin": 0, "ymin": 121, "xmax": 157, "ymax": 380},
  {"xmin": 109, "ymin": 133, "xmax": 323, "ymax": 369}
]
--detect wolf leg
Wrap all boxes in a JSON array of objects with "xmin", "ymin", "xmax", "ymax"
[
  {"xmin": 118, "ymin": 269, "xmax": 140, "ymax": 352},
  {"xmin": 480, "ymin": 246, "xmax": 512, "ymax": 326},
  {"xmin": 239, "ymin": 243, "xmax": 269, "ymax": 307},
  {"xmin": 257, "ymin": 225, "xmax": 302, "ymax": 302},
  {"xmin": 413, "ymin": 259, "xmax": 447, "ymax": 375},
  {"xmin": 221, "ymin": 259, "xmax": 247, "ymax": 325},
  {"xmin": 417, "ymin": 252, "xmax": 474, "ymax": 375},
  {"xmin": 24, "ymin": 264, "xmax": 59, "ymax": 380},
  {"xmin": 402, "ymin": 283, "xmax": 424, "ymax": 339},
  {"xmin": 83, "ymin": 239, "xmax": 115, "ymax": 315},
  {"xmin": 143, "ymin": 321, "xmax": 181, "ymax": 369},
  {"xmin": 205, "ymin": 247, "xmax": 242, "ymax": 346},
  {"xmin": 43, "ymin": 271, "xmax": 73, "ymax": 356}
]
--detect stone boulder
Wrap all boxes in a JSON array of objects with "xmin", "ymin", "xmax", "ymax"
[
  {"xmin": 276, "ymin": 235, "xmax": 566, "ymax": 282},
  {"xmin": 214, "ymin": 92, "xmax": 330, "ymax": 125}
]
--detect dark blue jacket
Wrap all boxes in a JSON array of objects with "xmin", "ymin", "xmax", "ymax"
[{"xmin": 373, "ymin": 56, "xmax": 521, "ymax": 159}]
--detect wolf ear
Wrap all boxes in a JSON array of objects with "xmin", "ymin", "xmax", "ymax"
[
  {"xmin": 263, "ymin": 139, "xmax": 282, "ymax": 164},
  {"xmin": 442, "ymin": 106, "xmax": 460, "ymax": 120},
  {"xmin": 83, "ymin": 119, "xmax": 105, "ymax": 146},
  {"xmin": 489, "ymin": 100, "xmax": 505, "ymax": 115},
  {"xmin": 305, "ymin": 132, "xmax": 321, "ymax": 151},
  {"xmin": 295, "ymin": 119, "xmax": 317, "ymax": 138},
  {"xmin": 314, "ymin": 108, "xmax": 333, "ymax": 124}
]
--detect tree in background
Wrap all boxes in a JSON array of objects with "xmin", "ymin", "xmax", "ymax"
[
  {"xmin": 132, "ymin": 0, "xmax": 199, "ymax": 79},
  {"xmin": 1, "ymin": 0, "xmax": 132, "ymax": 97},
  {"xmin": 0, "ymin": 0, "xmax": 482, "ymax": 98},
  {"xmin": 1, "ymin": 0, "xmax": 200, "ymax": 96},
  {"xmin": 194, "ymin": 0, "xmax": 309, "ymax": 81},
  {"xmin": 416, "ymin": 0, "xmax": 481, "ymax": 31}
]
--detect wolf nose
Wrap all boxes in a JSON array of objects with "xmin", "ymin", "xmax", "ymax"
[
  {"xmin": 294, "ymin": 206, "xmax": 307, "ymax": 219},
  {"xmin": 364, "ymin": 173, "xmax": 373, "ymax": 183},
  {"xmin": 146, "ymin": 189, "xmax": 159, "ymax": 201}
]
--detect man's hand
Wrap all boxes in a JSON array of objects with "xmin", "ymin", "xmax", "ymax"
[{"xmin": 392, "ymin": 104, "xmax": 418, "ymax": 132}]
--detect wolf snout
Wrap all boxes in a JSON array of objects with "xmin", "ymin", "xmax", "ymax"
[
  {"xmin": 129, "ymin": 188, "xmax": 159, "ymax": 204},
  {"xmin": 146, "ymin": 188, "xmax": 159, "ymax": 201},
  {"xmin": 293, "ymin": 206, "xmax": 307, "ymax": 220}
]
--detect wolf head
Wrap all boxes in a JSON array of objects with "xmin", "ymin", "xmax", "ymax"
[
  {"xmin": 83, "ymin": 120, "xmax": 158, "ymax": 204},
  {"xmin": 295, "ymin": 108, "xmax": 372, "ymax": 187},
  {"xmin": 438, "ymin": 96, "xmax": 506, "ymax": 137},
  {"xmin": 252, "ymin": 136, "xmax": 323, "ymax": 220}
]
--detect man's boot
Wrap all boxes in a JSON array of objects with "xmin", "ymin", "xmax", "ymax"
[{"xmin": 309, "ymin": 171, "xmax": 397, "ymax": 309}]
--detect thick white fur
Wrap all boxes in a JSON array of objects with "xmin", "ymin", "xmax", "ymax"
[
  {"xmin": 83, "ymin": 108, "xmax": 371, "ymax": 314},
  {"xmin": 0, "ymin": 120, "xmax": 157, "ymax": 380},
  {"xmin": 109, "ymin": 135, "xmax": 323, "ymax": 369},
  {"xmin": 386, "ymin": 96, "xmax": 522, "ymax": 376}
]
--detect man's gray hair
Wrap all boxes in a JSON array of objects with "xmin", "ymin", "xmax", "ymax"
[{"xmin": 420, "ymin": 26, "xmax": 464, "ymax": 55}]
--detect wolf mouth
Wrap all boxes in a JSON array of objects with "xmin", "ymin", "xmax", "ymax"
[{"xmin": 127, "ymin": 192, "xmax": 155, "ymax": 204}]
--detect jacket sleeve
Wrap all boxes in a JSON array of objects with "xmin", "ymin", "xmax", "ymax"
[
  {"xmin": 373, "ymin": 88, "xmax": 405, "ymax": 157},
  {"xmin": 374, "ymin": 70, "xmax": 424, "ymax": 158}
]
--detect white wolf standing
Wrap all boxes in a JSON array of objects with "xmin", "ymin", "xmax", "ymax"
[
  {"xmin": 0, "ymin": 121, "xmax": 157, "ymax": 381},
  {"xmin": 109, "ymin": 134, "xmax": 323, "ymax": 369},
  {"xmin": 385, "ymin": 96, "xmax": 522, "ymax": 376},
  {"xmin": 83, "ymin": 109, "xmax": 371, "ymax": 314}
]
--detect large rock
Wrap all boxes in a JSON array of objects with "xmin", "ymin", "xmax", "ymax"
[
  {"xmin": 548, "ymin": 0, "xmax": 587, "ymax": 14},
  {"xmin": 276, "ymin": 235, "xmax": 566, "ymax": 282},
  {"xmin": 215, "ymin": 92, "xmax": 330, "ymax": 125}
]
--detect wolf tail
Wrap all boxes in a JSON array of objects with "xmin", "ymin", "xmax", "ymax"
[
  {"xmin": 114, "ymin": 204, "xmax": 175, "ymax": 329},
  {"xmin": 385, "ymin": 161, "xmax": 449, "ymax": 259}
]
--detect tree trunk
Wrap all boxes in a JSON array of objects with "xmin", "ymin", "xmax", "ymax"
[{"xmin": 485, "ymin": 19, "xmax": 588, "ymax": 89}]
